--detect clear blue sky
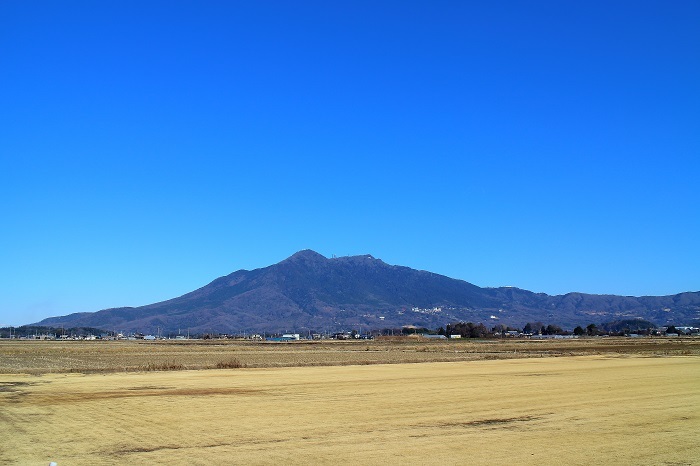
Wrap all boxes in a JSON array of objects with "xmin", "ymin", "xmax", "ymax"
[{"xmin": 1, "ymin": 1, "xmax": 699, "ymax": 326}]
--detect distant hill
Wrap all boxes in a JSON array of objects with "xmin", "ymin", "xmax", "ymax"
[{"xmin": 32, "ymin": 250, "xmax": 700, "ymax": 334}]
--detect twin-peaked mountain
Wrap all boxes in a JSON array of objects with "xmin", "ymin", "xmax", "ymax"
[{"xmin": 34, "ymin": 250, "xmax": 699, "ymax": 334}]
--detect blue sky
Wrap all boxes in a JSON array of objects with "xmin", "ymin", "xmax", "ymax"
[{"xmin": 1, "ymin": 1, "xmax": 699, "ymax": 326}]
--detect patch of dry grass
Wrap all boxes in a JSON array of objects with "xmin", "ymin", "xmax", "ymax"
[
  {"xmin": 214, "ymin": 358, "xmax": 246, "ymax": 369},
  {"xmin": 0, "ymin": 355, "xmax": 698, "ymax": 465},
  {"xmin": 1, "ymin": 337, "xmax": 698, "ymax": 374}
]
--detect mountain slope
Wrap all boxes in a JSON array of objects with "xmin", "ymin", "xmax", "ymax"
[{"xmin": 33, "ymin": 250, "xmax": 700, "ymax": 333}]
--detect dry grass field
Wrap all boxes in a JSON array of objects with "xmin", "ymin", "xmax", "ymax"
[
  {"xmin": 1, "ymin": 339, "xmax": 699, "ymax": 465},
  {"xmin": 1, "ymin": 337, "xmax": 698, "ymax": 373}
]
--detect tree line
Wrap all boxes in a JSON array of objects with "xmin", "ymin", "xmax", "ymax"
[
  {"xmin": 381, "ymin": 318, "xmax": 671, "ymax": 338},
  {"xmin": 0, "ymin": 326, "xmax": 108, "ymax": 339}
]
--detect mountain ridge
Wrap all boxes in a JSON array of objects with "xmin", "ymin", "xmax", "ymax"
[{"xmin": 33, "ymin": 250, "xmax": 700, "ymax": 333}]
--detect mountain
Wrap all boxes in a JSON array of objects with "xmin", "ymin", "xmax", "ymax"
[{"xmin": 32, "ymin": 250, "xmax": 700, "ymax": 334}]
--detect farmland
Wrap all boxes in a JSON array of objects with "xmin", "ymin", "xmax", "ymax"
[
  {"xmin": 1, "ymin": 337, "xmax": 698, "ymax": 374},
  {"xmin": 1, "ymin": 338, "xmax": 699, "ymax": 465}
]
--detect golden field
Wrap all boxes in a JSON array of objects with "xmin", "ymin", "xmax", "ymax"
[{"xmin": 1, "ymin": 339, "xmax": 699, "ymax": 465}]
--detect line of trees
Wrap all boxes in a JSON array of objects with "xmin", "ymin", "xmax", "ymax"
[
  {"xmin": 419, "ymin": 318, "xmax": 667, "ymax": 338},
  {"xmin": 436, "ymin": 322, "xmax": 566, "ymax": 338},
  {"xmin": 0, "ymin": 326, "xmax": 108, "ymax": 339},
  {"xmin": 441, "ymin": 322, "xmax": 491, "ymax": 338}
]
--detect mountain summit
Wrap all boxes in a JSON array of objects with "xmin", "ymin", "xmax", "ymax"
[{"xmin": 33, "ymin": 250, "xmax": 699, "ymax": 333}]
